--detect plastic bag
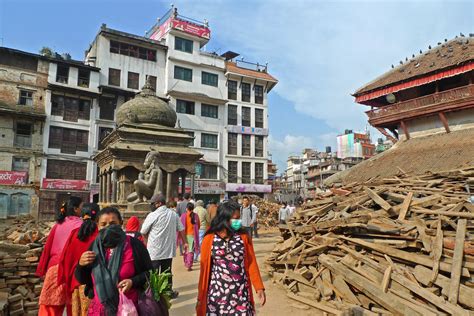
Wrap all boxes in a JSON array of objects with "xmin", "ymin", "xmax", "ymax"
[
  {"xmin": 183, "ymin": 252, "xmax": 194, "ymax": 269},
  {"xmin": 137, "ymin": 288, "xmax": 169, "ymax": 316},
  {"xmin": 117, "ymin": 291, "xmax": 138, "ymax": 316}
]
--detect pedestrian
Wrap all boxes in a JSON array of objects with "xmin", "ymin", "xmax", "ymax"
[
  {"xmin": 194, "ymin": 200, "xmax": 210, "ymax": 261},
  {"xmin": 75, "ymin": 207, "xmax": 152, "ymax": 315},
  {"xmin": 196, "ymin": 201, "xmax": 266, "ymax": 316},
  {"xmin": 252, "ymin": 206, "xmax": 260, "ymax": 239},
  {"xmin": 58, "ymin": 203, "xmax": 100, "ymax": 316},
  {"xmin": 279, "ymin": 202, "xmax": 289, "ymax": 224},
  {"xmin": 125, "ymin": 216, "xmax": 144, "ymax": 243},
  {"xmin": 37, "ymin": 196, "xmax": 83, "ymax": 315},
  {"xmin": 207, "ymin": 200, "xmax": 218, "ymax": 221},
  {"xmin": 240, "ymin": 196, "xmax": 258, "ymax": 238},
  {"xmin": 167, "ymin": 200, "xmax": 178, "ymax": 212},
  {"xmin": 177, "ymin": 192, "xmax": 190, "ymax": 217},
  {"xmin": 180, "ymin": 202, "xmax": 200, "ymax": 270},
  {"xmin": 140, "ymin": 194, "xmax": 188, "ymax": 298}
]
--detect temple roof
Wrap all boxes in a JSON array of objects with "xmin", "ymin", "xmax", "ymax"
[{"xmin": 354, "ymin": 35, "xmax": 474, "ymax": 96}]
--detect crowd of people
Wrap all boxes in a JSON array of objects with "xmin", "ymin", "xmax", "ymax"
[{"xmin": 36, "ymin": 192, "xmax": 266, "ymax": 316}]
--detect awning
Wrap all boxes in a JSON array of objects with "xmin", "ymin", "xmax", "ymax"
[{"xmin": 355, "ymin": 62, "xmax": 474, "ymax": 103}]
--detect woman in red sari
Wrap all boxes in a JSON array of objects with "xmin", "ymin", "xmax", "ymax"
[
  {"xmin": 37, "ymin": 196, "xmax": 83, "ymax": 315},
  {"xmin": 58, "ymin": 203, "xmax": 100, "ymax": 316}
]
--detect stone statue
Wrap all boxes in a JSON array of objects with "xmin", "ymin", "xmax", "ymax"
[{"xmin": 127, "ymin": 151, "xmax": 163, "ymax": 203}]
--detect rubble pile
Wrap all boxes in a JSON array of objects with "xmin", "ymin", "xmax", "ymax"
[
  {"xmin": 267, "ymin": 168, "xmax": 474, "ymax": 315},
  {"xmin": 0, "ymin": 216, "xmax": 53, "ymax": 315},
  {"xmin": 252, "ymin": 196, "xmax": 280, "ymax": 228}
]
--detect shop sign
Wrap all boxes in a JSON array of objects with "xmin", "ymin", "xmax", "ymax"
[
  {"xmin": 225, "ymin": 183, "xmax": 272, "ymax": 193},
  {"xmin": 195, "ymin": 181, "xmax": 225, "ymax": 194},
  {"xmin": 226, "ymin": 125, "xmax": 269, "ymax": 136},
  {"xmin": 178, "ymin": 178, "xmax": 192, "ymax": 194},
  {"xmin": 149, "ymin": 16, "xmax": 210, "ymax": 41},
  {"xmin": 0, "ymin": 171, "xmax": 27, "ymax": 185},
  {"xmin": 41, "ymin": 179, "xmax": 90, "ymax": 191}
]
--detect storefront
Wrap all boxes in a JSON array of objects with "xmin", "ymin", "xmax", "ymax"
[
  {"xmin": 0, "ymin": 171, "xmax": 36, "ymax": 218},
  {"xmin": 194, "ymin": 180, "xmax": 225, "ymax": 204},
  {"xmin": 225, "ymin": 183, "xmax": 272, "ymax": 199},
  {"xmin": 39, "ymin": 178, "xmax": 90, "ymax": 219}
]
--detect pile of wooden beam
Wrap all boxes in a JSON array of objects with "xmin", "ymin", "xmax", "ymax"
[
  {"xmin": 267, "ymin": 168, "xmax": 474, "ymax": 315},
  {"xmin": 253, "ymin": 197, "xmax": 280, "ymax": 228},
  {"xmin": 0, "ymin": 216, "xmax": 53, "ymax": 315}
]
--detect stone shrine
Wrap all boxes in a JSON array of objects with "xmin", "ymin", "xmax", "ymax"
[{"xmin": 94, "ymin": 80, "xmax": 202, "ymax": 214}]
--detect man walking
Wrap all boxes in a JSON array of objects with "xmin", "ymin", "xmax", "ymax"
[
  {"xmin": 240, "ymin": 196, "xmax": 257, "ymax": 238},
  {"xmin": 141, "ymin": 194, "xmax": 188, "ymax": 298},
  {"xmin": 177, "ymin": 192, "xmax": 190, "ymax": 217},
  {"xmin": 279, "ymin": 202, "xmax": 290, "ymax": 224},
  {"xmin": 194, "ymin": 200, "xmax": 210, "ymax": 260}
]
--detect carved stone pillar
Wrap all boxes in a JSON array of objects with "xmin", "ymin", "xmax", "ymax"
[
  {"xmin": 111, "ymin": 170, "xmax": 117, "ymax": 203},
  {"xmin": 106, "ymin": 172, "xmax": 111, "ymax": 203},
  {"xmin": 166, "ymin": 172, "xmax": 173, "ymax": 201}
]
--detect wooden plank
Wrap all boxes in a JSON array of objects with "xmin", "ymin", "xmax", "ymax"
[
  {"xmin": 364, "ymin": 187, "xmax": 392, "ymax": 211},
  {"xmin": 319, "ymin": 254, "xmax": 421, "ymax": 315},
  {"xmin": 430, "ymin": 219, "xmax": 443, "ymax": 285},
  {"xmin": 332, "ymin": 275, "xmax": 360, "ymax": 305},
  {"xmin": 321, "ymin": 269, "xmax": 334, "ymax": 298},
  {"xmin": 413, "ymin": 265, "xmax": 474, "ymax": 309},
  {"xmin": 448, "ymin": 218, "xmax": 467, "ymax": 304},
  {"xmin": 411, "ymin": 207, "xmax": 474, "ymax": 219},
  {"xmin": 414, "ymin": 218, "xmax": 432, "ymax": 252},
  {"xmin": 287, "ymin": 292, "xmax": 343, "ymax": 316},
  {"xmin": 381, "ymin": 266, "xmax": 392, "ymax": 293},
  {"xmin": 397, "ymin": 192, "xmax": 413, "ymax": 220}
]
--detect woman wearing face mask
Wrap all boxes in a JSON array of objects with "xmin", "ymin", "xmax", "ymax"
[
  {"xmin": 58, "ymin": 203, "xmax": 100, "ymax": 316},
  {"xmin": 37, "ymin": 196, "xmax": 83, "ymax": 316},
  {"xmin": 75, "ymin": 207, "xmax": 152, "ymax": 316},
  {"xmin": 196, "ymin": 201, "xmax": 266, "ymax": 316}
]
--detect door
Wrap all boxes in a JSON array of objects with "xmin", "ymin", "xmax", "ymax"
[
  {"xmin": 10, "ymin": 193, "xmax": 30, "ymax": 216},
  {"xmin": 0, "ymin": 193, "xmax": 8, "ymax": 219}
]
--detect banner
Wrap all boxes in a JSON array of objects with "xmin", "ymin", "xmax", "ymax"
[
  {"xmin": 195, "ymin": 181, "xmax": 225, "ymax": 194},
  {"xmin": 41, "ymin": 179, "xmax": 90, "ymax": 191},
  {"xmin": 0, "ymin": 171, "xmax": 27, "ymax": 185},
  {"xmin": 225, "ymin": 183, "xmax": 272, "ymax": 193},
  {"xmin": 226, "ymin": 125, "xmax": 269, "ymax": 136},
  {"xmin": 149, "ymin": 16, "xmax": 210, "ymax": 41}
]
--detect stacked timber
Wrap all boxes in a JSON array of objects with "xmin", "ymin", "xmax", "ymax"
[
  {"xmin": 253, "ymin": 198, "xmax": 280, "ymax": 228},
  {"xmin": 0, "ymin": 216, "xmax": 53, "ymax": 315},
  {"xmin": 267, "ymin": 168, "xmax": 474, "ymax": 315}
]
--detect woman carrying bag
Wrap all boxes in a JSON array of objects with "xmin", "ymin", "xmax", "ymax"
[
  {"xmin": 196, "ymin": 201, "xmax": 266, "ymax": 316},
  {"xmin": 180, "ymin": 202, "xmax": 200, "ymax": 271}
]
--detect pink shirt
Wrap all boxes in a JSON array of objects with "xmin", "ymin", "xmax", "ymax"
[{"xmin": 48, "ymin": 216, "xmax": 82, "ymax": 268}]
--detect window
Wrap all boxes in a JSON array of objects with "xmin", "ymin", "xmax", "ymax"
[
  {"xmin": 242, "ymin": 82, "xmax": 251, "ymax": 102},
  {"xmin": 174, "ymin": 66, "xmax": 192, "ymax": 82},
  {"xmin": 228, "ymin": 161, "xmax": 238, "ymax": 183},
  {"xmin": 242, "ymin": 162, "xmax": 251, "ymax": 184},
  {"xmin": 242, "ymin": 135, "xmax": 251, "ymax": 156},
  {"xmin": 255, "ymin": 85, "xmax": 264, "ymax": 104},
  {"xmin": 255, "ymin": 136, "xmax": 264, "ymax": 157},
  {"xmin": 109, "ymin": 40, "xmax": 156, "ymax": 61},
  {"xmin": 185, "ymin": 131, "xmax": 195, "ymax": 147},
  {"xmin": 146, "ymin": 75, "xmax": 157, "ymax": 91},
  {"xmin": 14, "ymin": 122, "xmax": 32, "ymax": 148},
  {"xmin": 228, "ymin": 104, "xmax": 237, "ymax": 125},
  {"xmin": 99, "ymin": 97, "xmax": 116, "ymax": 120},
  {"xmin": 228, "ymin": 133, "xmax": 238, "ymax": 155},
  {"xmin": 201, "ymin": 133, "xmax": 218, "ymax": 149},
  {"xmin": 49, "ymin": 126, "xmax": 89, "ymax": 154},
  {"xmin": 228, "ymin": 80, "xmax": 237, "ymax": 100},
  {"xmin": 255, "ymin": 108, "xmax": 264, "ymax": 128},
  {"xmin": 201, "ymin": 104, "xmax": 218, "ymax": 118},
  {"xmin": 78, "ymin": 69, "xmax": 90, "ymax": 88},
  {"xmin": 255, "ymin": 163, "xmax": 264, "ymax": 184},
  {"xmin": 12, "ymin": 157, "xmax": 29, "ymax": 172},
  {"xmin": 175, "ymin": 36, "xmax": 193, "ymax": 53},
  {"xmin": 108, "ymin": 68, "xmax": 121, "ymax": 86},
  {"xmin": 127, "ymin": 72, "xmax": 139, "ymax": 89},
  {"xmin": 78, "ymin": 99, "xmax": 90, "ymax": 120},
  {"xmin": 200, "ymin": 164, "xmax": 218, "ymax": 179},
  {"xmin": 98, "ymin": 127, "xmax": 113, "ymax": 150},
  {"xmin": 56, "ymin": 65, "xmax": 69, "ymax": 84},
  {"xmin": 242, "ymin": 107, "xmax": 251, "ymax": 127},
  {"xmin": 176, "ymin": 99, "xmax": 195, "ymax": 115},
  {"xmin": 18, "ymin": 90, "xmax": 33, "ymax": 106},
  {"xmin": 202, "ymin": 71, "xmax": 218, "ymax": 87},
  {"xmin": 46, "ymin": 159, "xmax": 87, "ymax": 180},
  {"xmin": 51, "ymin": 95, "xmax": 90, "ymax": 121}
]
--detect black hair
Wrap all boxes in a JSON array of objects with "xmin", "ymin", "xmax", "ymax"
[
  {"xmin": 167, "ymin": 200, "xmax": 177, "ymax": 208},
  {"xmin": 56, "ymin": 196, "xmax": 82, "ymax": 223},
  {"xmin": 183, "ymin": 192, "xmax": 191, "ymax": 200},
  {"xmin": 242, "ymin": 196, "xmax": 250, "ymax": 201},
  {"xmin": 186, "ymin": 202, "xmax": 196, "ymax": 225},
  {"xmin": 98, "ymin": 206, "xmax": 123, "ymax": 225},
  {"xmin": 282, "ymin": 202, "xmax": 287, "ymax": 207},
  {"xmin": 206, "ymin": 201, "xmax": 242, "ymax": 236},
  {"xmin": 77, "ymin": 203, "xmax": 100, "ymax": 241},
  {"xmin": 208, "ymin": 200, "xmax": 216, "ymax": 205}
]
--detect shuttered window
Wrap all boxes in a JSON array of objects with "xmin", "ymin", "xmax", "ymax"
[{"xmin": 46, "ymin": 159, "xmax": 87, "ymax": 180}]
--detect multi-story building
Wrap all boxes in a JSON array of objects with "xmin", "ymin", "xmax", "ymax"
[
  {"xmin": 336, "ymin": 130, "xmax": 375, "ymax": 159},
  {"xmin": 0, "ymin": 48, "xmax": 48, "ymax": 218},
  {"xmin": 39, "ymin": 55, "xmax": 101, "ymax": 218}
]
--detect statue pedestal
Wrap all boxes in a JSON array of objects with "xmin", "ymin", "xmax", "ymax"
[{"xmin": 124, "ymin": 203, "xmax": 152, "ymax": 222}]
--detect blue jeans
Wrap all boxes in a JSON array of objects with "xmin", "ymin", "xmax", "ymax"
[{"xmin": 196, "ymin": 229, "xmax": 206, "ymax": 261}]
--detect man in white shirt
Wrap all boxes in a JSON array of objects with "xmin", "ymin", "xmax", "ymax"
[
  {"xmin": 141, "ymin": 194, "xmax": 188, "ymax": 298},
  {"xmin": 279, "ymin": 202, "xmax": 290, "ymax": 224}
]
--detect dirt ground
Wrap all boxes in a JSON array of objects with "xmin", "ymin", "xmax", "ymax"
[{"xmin": 170, "ymin": 230, "xmax": 318, "ymax": 316}]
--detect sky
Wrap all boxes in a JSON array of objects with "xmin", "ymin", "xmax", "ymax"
[{"xmin": 1, "ymin": 0, "xmax": 472, "ymax": 172}]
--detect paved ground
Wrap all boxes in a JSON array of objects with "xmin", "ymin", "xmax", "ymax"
[{"xmin": 170, "ymin": 231, "xmax": 316, "ymax": 316}]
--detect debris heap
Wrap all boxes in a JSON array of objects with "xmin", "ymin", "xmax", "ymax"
[
  {"xmin": 267, "ymin": 168, "xmax": 474, "ymax": 315},
  {"xmin": 0, "ymin": 216, "xmax": 53, "ymax": 315},
  {"xmin": 254, "ymin": 198, "xmax": 280, "ymax": 228}
]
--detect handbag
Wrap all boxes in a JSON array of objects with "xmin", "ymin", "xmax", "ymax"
[
  {"xmin": 137, "ymin": 287, "xmax": 169, "ymax": 316},
  {"xmin": 117, "ymin": 291, "xmax": 138, "ymax": 316},
  {"xmin": 183, "ymin": 251, "xmax": 194, "ymax": 269}
]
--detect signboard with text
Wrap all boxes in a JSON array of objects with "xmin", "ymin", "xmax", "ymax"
[
  {"xmin": 149, "ymin": 17, "xmax": 210, "ymax": 41},
  {"xmin": 195, "ymin": 181, "xmax": 225, "ymax": 194},
  {"xmin": 0, "ymin": 171, "xmax": 27, "ymax": 185},
  {"xmin": 225, "ymin": 183, "xmax": 272, "ymax": 193},
  {"xmin": 41, "ymin": 179, "xmax": 90, "ymax": 191},
  {"xmin": 226, "ymin": 125, "xmax": 269, "ymax": 136}
]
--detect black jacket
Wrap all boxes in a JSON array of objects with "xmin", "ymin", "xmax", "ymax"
[{"xmin": 75, "ymin": 236, "xmax": 152, "ymax": 298}]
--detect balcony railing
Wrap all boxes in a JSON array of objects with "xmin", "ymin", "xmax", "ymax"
[{"xmin": 366, "ymin": 84, "xmax": 474, "ymax": 125}]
